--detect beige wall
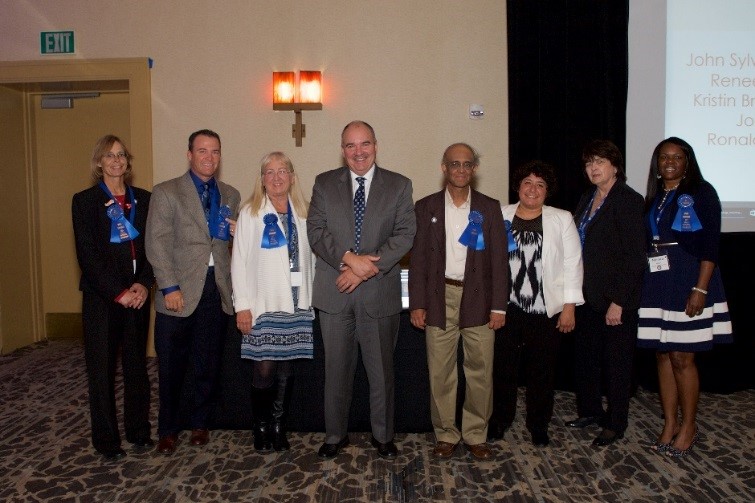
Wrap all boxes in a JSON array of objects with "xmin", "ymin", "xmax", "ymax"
[
  {"xmin": 0, "ymin": 0, "xmax": 508, "ymax": 202},
  {"xmin": 0, "ymin": 86, "xmax": 41, "ymax": 353}
]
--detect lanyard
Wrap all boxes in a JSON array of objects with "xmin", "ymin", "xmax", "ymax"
[
  {"xmin": 286, "ymin": 200, "xmax": 294, "ymax": 261},
  {"xmin": 577, "ymin": 189, "xmax": 605, "ymax": 247},
  {"xmin": 648, "ymin": 189, "xmax": 676, "ymax": 241}
]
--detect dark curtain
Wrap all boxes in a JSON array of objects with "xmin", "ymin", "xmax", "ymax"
[{"xmin": 507, "ymin": 0, "xmax": 628, "ymax": 211}]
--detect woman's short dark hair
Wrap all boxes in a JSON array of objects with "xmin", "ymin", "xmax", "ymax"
[
  {"xmin": 512, "ymin": 160, "xmax": 558, "ymax": 197},
  {"xmin": 582, "ymin": 139, "xmax": 626, "ymax": 182}
]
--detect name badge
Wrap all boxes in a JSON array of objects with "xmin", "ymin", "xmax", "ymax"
[
  {"xmin": 290, "ymin": 271, "xmax": 303, "ymax": 287},
  {"xmin": 648, "ymin": 253, "xmax": 670, "ymax": 272}
]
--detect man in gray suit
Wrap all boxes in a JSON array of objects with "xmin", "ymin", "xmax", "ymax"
[
  {"xmin": 307, "ymin": 121, "xmax": 416, "ymax": 459},
  {"xmin": 146, "ymin": 129, "xmax": 240, "ymax": 455}
]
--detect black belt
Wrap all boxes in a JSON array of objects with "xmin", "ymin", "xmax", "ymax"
[{"xmin": 444, "ymin": 277, "xmax": 464, "ymax": 288}]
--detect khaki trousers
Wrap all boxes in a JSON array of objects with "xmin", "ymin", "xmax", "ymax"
[{"xmin": 425, "ymin": 284, "xmax": 494, "ymax": 445}]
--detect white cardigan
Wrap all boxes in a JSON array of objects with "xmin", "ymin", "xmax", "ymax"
[
  {"xmin": 501, "ymin": 203, "xmax": 584, "ymax": 318},
  {"xmin": 231, "ymin": 196, "xmax": 315, "ymax": 326}
]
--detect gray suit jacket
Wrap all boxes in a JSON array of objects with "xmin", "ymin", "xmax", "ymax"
[
  {"xmin": 307, "ymin": 166, "xmax": 416, "ymax": 317},
  {"xmin": 146, "ymin": 172, "xmax": 240, "ymax": 317}
]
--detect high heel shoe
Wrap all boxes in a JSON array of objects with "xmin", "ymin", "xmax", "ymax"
[
  {"xmin": 650, "ymin": 440, "xmax": 672, "ymax": 453},
  {"xmin": 665, "ymin": 429, "xmax": 699, "ymax": 458}
]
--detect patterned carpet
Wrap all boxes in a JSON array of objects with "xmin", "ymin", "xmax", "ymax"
[{"xmin": 0, "ymin": 340, "xmax": 753, "ymax": 502}]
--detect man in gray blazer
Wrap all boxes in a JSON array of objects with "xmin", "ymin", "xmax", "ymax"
[
  {"xmin": 307, "ymin": 121, "xmax": 416, "ymax": 459},
  {"xmin": 146, "ymin": 129, "xmax": 240, "ymax": 455}
]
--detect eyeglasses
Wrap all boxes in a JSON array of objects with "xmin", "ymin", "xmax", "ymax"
[
  {"xmin": 445, "ymin": 161, "xmax": 476, "ymax": 171},
  {"xmin": 103, "ymin": 152, "xmax": 127, "ymax": 161},
  {"xmin": 263, "ymin": 168, "xmax": 292, "ymax": 177}
]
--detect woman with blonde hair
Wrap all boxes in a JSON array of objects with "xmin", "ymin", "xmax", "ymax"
[{"xmin": 231, "ymin": 152, "xmax": 314, "ymax": 452}]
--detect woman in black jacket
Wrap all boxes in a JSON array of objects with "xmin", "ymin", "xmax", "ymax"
[
  {"xmin": 72, "ymin": 135, "xmax": 153, "ymax": 460},
  {"xmin": 565, "ymin": 140, "xmax": 646, "ymax": 447}
]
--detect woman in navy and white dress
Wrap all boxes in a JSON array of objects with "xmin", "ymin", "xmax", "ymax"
[{"xmin": 638, "ymin": 137, "xmax": 733, "ymax": 458}]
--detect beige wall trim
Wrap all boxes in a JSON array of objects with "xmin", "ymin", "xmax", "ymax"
[{"xmin": 46, "ymin": 313, "xmax": 83, "ymax": 340}]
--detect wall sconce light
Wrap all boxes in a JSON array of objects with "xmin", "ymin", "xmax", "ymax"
[{"xmin": 273, "ymin": 71, "xmax": 322, "ymax": 147}]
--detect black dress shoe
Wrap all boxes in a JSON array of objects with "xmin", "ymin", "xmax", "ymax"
[
  {"xmin": 565, "ymin": 416, "xmax": 600, "ymax": 429},
  {"xmin": 131, "ymin": 437, "xmax": 155, "ymax": 449},
  {"xmin": 592, "ymin": 428, "xmax": 624, "ymax": 446},
  {"xmin": 370, "ymin": 436, "xmax": 398, "ymax": 459},
  {"xmin": 531, "ymin": 429, "xmax": 550, "ymax": 447},
  {"xmin": 190, "ymin": 428, "xmax": 210, "ymax": 446},
  {"xmin": 157, "ymin": 434, "xmax": 178, "ymax": 455},
  {"xmin": 318, "ymin": 436, "xmax": 350, "ymax": 459},
  {"xmin": 98, "ymin": 446, "xmax": 127, "ymax": 460},
  {"xmin": 487, "ymin": 421, "xmax": 511, "ymax": 441}
]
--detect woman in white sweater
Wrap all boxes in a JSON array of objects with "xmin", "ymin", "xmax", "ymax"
[
  {"xmin": 231, "ymin": 152, "xmax": 315, "ymax": 452},
  {"xmin": 490, "ymin": 160, "xmax": 584, "ymax": 447}
]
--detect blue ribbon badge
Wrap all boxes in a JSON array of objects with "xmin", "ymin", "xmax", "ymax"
[
  {"xmin": 671, "ymin": 194, "xmax": 702, "ymax": 232},
  {"xmin": 261, "ymin": 213, "xmax": 287, "ymax": 248},
  {"xmin": 106, "ymin": 203, "xmax": 140, "ymax": 243},
  {"xmin": 459, "ymin": 210, "xmax": 485, "ymax": 250},
  {"xmin": 504, "ymin": 220, "xmax": 518, "ymax": 252},
  {"xmin": 211, "ymin": 205, "xmax": 232, "ymax": 240}
]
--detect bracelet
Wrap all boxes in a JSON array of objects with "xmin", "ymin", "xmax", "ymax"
[{"xmin": 691, "ymin": 286, "xmax": 708, "ymax": 295}]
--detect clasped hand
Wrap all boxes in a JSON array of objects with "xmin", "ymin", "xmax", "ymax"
[
  {"xmin": 337, "ymin": 253, "xmax": 379, "ymax": 293},
  {"xmin": 117, "ymin": 283, "xmax": 148, "ymax": 309}
]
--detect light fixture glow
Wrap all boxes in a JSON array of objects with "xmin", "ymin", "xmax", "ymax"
[
  {"xmin": 273, "ymin": 72, "xmax": 296, "ymax": 104},
  {"xmin": 272, "ymin": 70, "xmax": 323, "ymax": 147},
  {"xmin": 298, "ymin": 71, "xmax": 322, "ymax": 104}
]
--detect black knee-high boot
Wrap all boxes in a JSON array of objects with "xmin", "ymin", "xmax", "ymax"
[
  {"xmin": 271, "ymin": 375, "xmax": 293, "ymax": 451},
  {"xmin": 251, "ymin": 386, "xmax": 275, "ymax": 452}
]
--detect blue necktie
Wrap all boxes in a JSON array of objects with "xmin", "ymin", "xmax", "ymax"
[
  {"xmin": 354, "ymin": 177, "xmax": 366, "ymax": 253},
  {"xmin": 201, "ymin": 182, "xmax": 210, "ymax": 221}
]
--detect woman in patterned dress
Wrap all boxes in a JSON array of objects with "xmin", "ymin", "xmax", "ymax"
[
  {"xmin": 638, "ymin": 137, "xmax": 733, "ymax": 457},
  {"xmin": 231, "ymin": 152, "xmax": 315, "ymax": 452}
]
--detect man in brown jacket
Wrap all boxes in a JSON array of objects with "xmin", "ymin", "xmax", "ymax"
[{"xmin": 409, "ymin": 143, "xmax": 508, "ymax": 461}]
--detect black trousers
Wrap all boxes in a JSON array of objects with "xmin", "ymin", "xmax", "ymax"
[
  {"xmin": 154, "ymin": 269, "xmax": 228, "ymax": 437},
  {"xmin": 492, "ymin": 305, "xmax": 561, "ymax": 432},
  {"xmin": 82, "ymin": 291, "xmax": 151, "ymax": 451},
  {"xmin": 573, "ymin": 304, "xmax": 637, "ymax": 433}
]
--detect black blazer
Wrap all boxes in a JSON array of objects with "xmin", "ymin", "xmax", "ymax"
[
  {"xmin": 574, "ymin": 180, "xmax": 646, "ymax": 313},
  {"xmin": 72, "ymin": 184, "xmax": 154, "ymax": 301}
]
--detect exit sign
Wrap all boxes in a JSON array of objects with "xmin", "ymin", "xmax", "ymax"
[{"xmin": 40, "ymin": 31, "xmax": 75, "ymax": 54}]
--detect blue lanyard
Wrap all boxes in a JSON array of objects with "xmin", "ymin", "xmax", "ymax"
[
  {"xmin": 577, "ymin": 189, "xmax": 604, "ymax": 247},
  {"xmin": 286, "ymin": 200, "xmax": 294, "ymax": 259},
  {"xmin": 648, "ymin": 189, "xmax": 676, "ymax": 241}
]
